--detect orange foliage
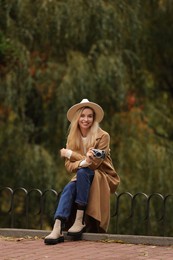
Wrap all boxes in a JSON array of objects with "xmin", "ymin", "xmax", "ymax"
[
  {"xmin": 0, "ymin": 105, "xmax": 11, "ymax": 121},
  {"xmin": 119, "ymin": 107, "xmax": 154, "ymax": 137},
  {"xmin": 127, "ymin": 93, "xmax": 136, "ymax": 110}
]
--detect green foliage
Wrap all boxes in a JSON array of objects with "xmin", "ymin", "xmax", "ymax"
[
  {"xmin": 110, "ymin": 105, "xmax": 173, "ymax": 194},
  {"xmin": 0, "ymin": 120, "xmax": 58, "ymax": 190}
]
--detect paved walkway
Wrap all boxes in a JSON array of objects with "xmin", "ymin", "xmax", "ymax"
[{"xmin": 0, "ymin": 235, "xmax": 173, "ymax": 260}]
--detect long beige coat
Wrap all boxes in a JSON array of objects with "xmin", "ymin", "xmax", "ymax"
[{"xmin": 65, "ymin": 128, "xmax": 120, "ymax": 232}]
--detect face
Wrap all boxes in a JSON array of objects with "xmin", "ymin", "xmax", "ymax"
[{"xmin": 78, "ymin": 108, "xmax": 94, "ymax": 132}]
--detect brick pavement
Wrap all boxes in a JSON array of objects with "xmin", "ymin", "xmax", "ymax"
[{"xmin": 0, "ymin": 236, "xmax": 173, "ymax": 260}]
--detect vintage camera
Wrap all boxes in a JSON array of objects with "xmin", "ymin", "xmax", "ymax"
[{"xmin": 92, "ymin": 149, "xmax": 105, "ymax": 159}]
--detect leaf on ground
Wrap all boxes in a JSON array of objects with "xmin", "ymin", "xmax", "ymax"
[{"xmin": 100, "ymin": 239, "xmax": 125, "ymax": 244}]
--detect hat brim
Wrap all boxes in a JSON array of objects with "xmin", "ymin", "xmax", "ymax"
[{"xmin": 67, "ymin": 101, "xmax": 104, "ymax": 123}]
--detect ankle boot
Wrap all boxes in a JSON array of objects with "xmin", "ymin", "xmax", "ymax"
[
  {"xmin": 44, "ymin": 219, "xmax": 64, "ymax": 245},
  {"xmin": 67, "ymin": 209, "xmax": 86, "ymax": 236}
]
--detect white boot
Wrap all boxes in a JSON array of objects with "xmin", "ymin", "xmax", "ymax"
[
  {"xmin": 44, "ymin": 219, "xmax": 64, "ymax": 245},
  {"xmin": 67, "ymin": 210, "xmax": 86, "ymax": 236}
]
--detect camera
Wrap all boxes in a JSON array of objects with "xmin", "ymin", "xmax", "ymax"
[{"xmin": 92, "ymin": 149, "xmax": 105, "ymax": 159}]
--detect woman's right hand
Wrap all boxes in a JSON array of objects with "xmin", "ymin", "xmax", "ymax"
[{"xmin": 60, "ymin": 148, "xmax": 68, "ymax": 157}]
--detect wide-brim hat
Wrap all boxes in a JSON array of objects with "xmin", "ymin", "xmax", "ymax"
[{"xmin": 67, "ymin": 98, "xmax": 104, "ymax": 123}]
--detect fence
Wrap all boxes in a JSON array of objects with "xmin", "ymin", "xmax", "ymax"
[{"xmin": 0, "ymin": 187, "xmax": 173, "ymax": 237}]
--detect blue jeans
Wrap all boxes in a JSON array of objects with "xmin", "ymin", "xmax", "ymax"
[{"xmin": 54, "ymin": 167, "xmax": 94, "ymax": 220}]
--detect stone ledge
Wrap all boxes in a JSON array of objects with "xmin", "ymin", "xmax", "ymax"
[{"xmin": 0, "ymin": 228, "xmax": 173, "ymax": 246}]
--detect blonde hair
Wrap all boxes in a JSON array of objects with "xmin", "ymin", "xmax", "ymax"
[{"xmin": 66, "ymin": 107, "xmax": 99, "ymax": 151}]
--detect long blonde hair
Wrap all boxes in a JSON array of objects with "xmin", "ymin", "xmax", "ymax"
[{"xmin": 66, "ymin": 107, "xmax": 99, "ymax": 151}]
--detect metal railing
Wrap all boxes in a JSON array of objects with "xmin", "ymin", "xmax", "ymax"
[
  {"xmin": 111, "ymin": 192, "xmax": 173, "ymax": 237},
  {"xmin": 0, "ymin": 187, "xmax": 173, "ymax": 237},
  {"xmin": 0, "ymin": 187, "xmax": 61, "ymax": 230}
]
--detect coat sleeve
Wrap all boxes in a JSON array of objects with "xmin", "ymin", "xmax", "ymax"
[
  {"xmin": 69, "ymin": 151, "xmax": 85, "ymax": 161},
  {"xmin": 89, "ymin": 132, "xmax": 110, "ymax": 170},
  {"xmin": 64, "ymin": 152, "xmax": 86, "ymax": 173}
]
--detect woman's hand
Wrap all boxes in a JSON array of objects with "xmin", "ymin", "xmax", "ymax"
[
  {"xmin": 60, "ymin": 148, "xmax": 69, "ymax": 157},
  {"xmin": 86, "ymin": 148, "xmax": 94, "ymax": 163}
]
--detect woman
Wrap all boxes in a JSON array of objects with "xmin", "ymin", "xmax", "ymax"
[{"xmin": 44, "ymin": 99, "xmax": 120, "ymax": 245}]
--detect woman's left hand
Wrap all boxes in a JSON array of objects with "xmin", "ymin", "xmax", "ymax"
[{"xmin": 86, "ymin": 148, "xmax": 94, "ymax": 163}]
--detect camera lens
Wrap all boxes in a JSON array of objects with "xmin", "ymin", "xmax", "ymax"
[{"xmin": 96, "ymin": 152, "xmax": 101, "ymax": 157}]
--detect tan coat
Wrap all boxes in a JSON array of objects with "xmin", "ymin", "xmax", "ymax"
[{"xmin": 65, "ymin": 128, "xmax": 120, "ymax": 232}]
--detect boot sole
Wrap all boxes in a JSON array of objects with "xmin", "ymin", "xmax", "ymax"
[
  {"xmin": 67, "ymin": 226, "xmax": 86, "ymax": 237},
  {"xmin": 44, "ymin": 236, "xmax": 64, "ymax": 245}
]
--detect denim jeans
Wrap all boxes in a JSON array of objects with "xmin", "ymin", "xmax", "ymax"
[{"xmin": 54, "ymin": 167, "xmax": 94, "ymax": 220}]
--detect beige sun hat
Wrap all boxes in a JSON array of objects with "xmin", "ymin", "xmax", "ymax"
[{"xmin": 67, "ymin": 98, "xmax": 104, "ymax": 123}]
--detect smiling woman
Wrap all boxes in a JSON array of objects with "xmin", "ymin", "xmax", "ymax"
[
  {"xmin": 78, "ymin": 108, "xmax": 94, "ymax": 136},
  {"xmin": 44, "ymin": 99, "xmax": 120, "ymax": 245}
]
